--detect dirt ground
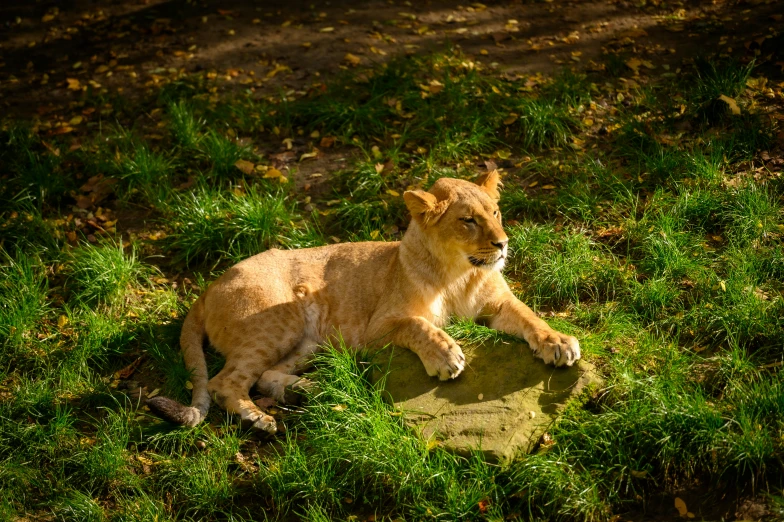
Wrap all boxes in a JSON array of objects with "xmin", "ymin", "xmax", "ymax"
[{"xmin": 1, "ymin": 0, "xmax": 782, "ymax": 121}]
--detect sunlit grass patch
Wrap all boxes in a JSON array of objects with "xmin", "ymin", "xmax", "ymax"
[
  {"xmin": 0, "ymin": 250, "xmax": 51, "ymax": 362},
  {"xmin": 722, "ymin": 182, "xmax": 781, "ymax": 245},
  {"xmin": 513, "ymin": 98, "xmax": 576, "ymax": 150},
  {"xmin": 66, "ymin": 239, "xmax": 155, "ymax": 306},
  {"xmin": 115, "ymin": 144, "xmax": 176, "ymax": 204},
  {"xmin": 259, "ymin": 346, "xmax": 499, "ymax": 520},
  {"xmin": 167, "ymin": 100, "xmax": 204, "ymax": 149},
  {"xmin": 508, "ymin": 223, "xmax": 624, "ymax": 307},
  {"xmin": 164, "ymin": 183, "xmax": 323, "ymax": 265}
]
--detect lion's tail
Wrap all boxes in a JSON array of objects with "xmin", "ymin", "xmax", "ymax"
[{"xmin": 146, "ymin": 296, "xmax": 211, "ymax": 427}]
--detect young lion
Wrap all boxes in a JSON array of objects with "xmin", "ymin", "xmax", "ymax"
[{"xmin": 148, "ymin": 172, "xmax": 580, "ymax": 433}]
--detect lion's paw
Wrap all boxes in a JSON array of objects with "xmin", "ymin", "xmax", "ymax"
[
  {"xmin": 250, "ymin": 413, "xmax": 278, "ymax": 435},
  {"xmin": 420, "ymin": 340, "xmax": 466, "ymax": 381},
  {"xmin": 530, "ymin": 330, "xmax": 581, "ymax": 367},
  {"xmin": 283, "ymin": 377, "xmax": 318, "ymax": 405}
]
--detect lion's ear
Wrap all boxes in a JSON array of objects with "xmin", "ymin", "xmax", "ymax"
[
  {"xmin": 475, "ymin": 169, "xmax": 502, "ymax": 201},
  {"xmin": 403, "ymin": 190, "xmax": 449, "ymax": 225}
]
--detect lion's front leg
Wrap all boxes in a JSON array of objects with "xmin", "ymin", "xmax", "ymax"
[
  {"xmin": 377, "ymin": 316, "xmax": 466, "ymax": 380},
  {"xmin": 487, "ymin": 296, "xmax": 580, "ymax": 367}
]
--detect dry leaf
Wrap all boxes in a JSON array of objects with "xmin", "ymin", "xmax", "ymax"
[
  {"xmin": 674, "ymin": 497, "xmax": 688, "ymax": 517},
  {"xmin": 344, "ymin": 53, "xmax": 361, "ymax": 66},
  {"xmin": 320, "ymin": 136, "xmax": 335, "ymax": 148},
  {"xmin": 717, "ymin": 94, "xmax": 741, "ymax": 115},
  {"xmin": 300, "ymin": 150, "xmax": 319, "ymax": 161},
  {"xmin": 234, "ymin": 159, "xmax": 255, "ymax": 175},
  {"xmin": 264, "ymin": 168, "xmax": 283, "ymax": 179},
  {"xmin": 331, "ymin": 404, "xmax": 347, "ymax": 411},
  {"xmin": 66, "ymin": 78, "xmax": 81, "ymax": 90},
  {"xmin": 542, "ymin": 184, "xmax": 556, "ymax": 190},
  {"xmin": 116, "ymin": 357, "xmax": 143, "ymax": 379}
]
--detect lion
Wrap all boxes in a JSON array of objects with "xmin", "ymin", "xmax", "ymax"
[{"xmin": 147, "ymin": 172, "xmax": 580, "ymax": 433}]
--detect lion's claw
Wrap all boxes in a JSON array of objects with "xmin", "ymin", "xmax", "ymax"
[{"xmin": 531, "ymin": 330, "xmax": 580, "ymax": 367}]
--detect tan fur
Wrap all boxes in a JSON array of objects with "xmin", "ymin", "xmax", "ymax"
[{"xmin": 165, "ymin": 174, "xmax": 580, "ymax": 433}]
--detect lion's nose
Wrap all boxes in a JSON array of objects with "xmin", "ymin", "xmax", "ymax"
[{"xmin": 491, "ymin": 240, "xmax": 508, "ymax": 250}]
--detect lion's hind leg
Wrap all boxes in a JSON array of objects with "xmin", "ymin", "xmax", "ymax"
[
  {"xmin": 206, "ymin": 309, "xmax": 308, "ymax": 434},
  {"xmin": 256, "ymin": 337, "xmax": 320, "ymax": 404},
  {"xmin": 207, "ymin": 363, "xmax": 278, "ymax": 434}
]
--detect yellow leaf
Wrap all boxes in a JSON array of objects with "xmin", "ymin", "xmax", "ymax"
[
  {"xmin": 146, "ymin": 388, "xmax": 160, "ymax": 399},
  {"xmin": 674, "ymin": 497, "xmax": 688, "ymax": 517},
  {"xmin": 528, "ymin": 181, "xmax": 538, "ymax": 188},
  {"xmin": 386, "ymin": 189, "xmax": 400, "ymax": 197},
  {"xmin": 370, "ymin": 230, "xmax": 380, "ymax": 239},
  {"xmin": 417, "ymin": 25, "xmax": 429, "ymax": 34},
  {"xmin": 344, "ymin": 53, "xmax": 361, "ymax": 66},
  {"xmin": 57, "ymin": 315, "xmax": 69, "ymax": 328},
  {"xmin": 374, "ymin": 163, "xmax": 384, "ymax": 174},
  {"xmin": 491, "ymin": 85, "xmax": 501, "ymax": 94},
  {"xmin": 503, "ymin": 114, "xmax": 518, "ymax": 125},
  {"xmin": 717, "ymin": 94, "xmax": 741, "ymax": 115},
  {"xmin": 319, "ymin": 26, "xmax": 335, "ymax": 32},
  {"xmin": 264, "ymin": 168, "xmax": 283, "ymax": 179},
  {"xmin": 299, "ymin": 150, "xmax": 319, "ymax": 161},
  {"xmin": 278, "ymin": 176, "xmax": 289, "ymax": 184},
  {"xmin": 583, "ymin": 118, "xmax": 594, "ymax": 126},
  {"xmin": 331, "ymin": 404, "xmax": 347, "ymax": 411},
  {"xmin": 282, "ymin": 138, "xmax": 293, "ymax": 150},
  {"xmin": 371, "ymin": 145, "xmax": 383, "ymax": 159},
  {"xmin": 719, "ymin": 280, "xmax": 726, "ymax": 292},
  {"xmin": 625, "ymin": 57, "xmax": 643, "ymax": 73},
  {"xmin": 66, "ymin": 78, "xmax": 81, "ymax": 90},
  {"xmin": 185, "ymin": 381, "xmax": 193, "ymax": 390},
  {"xmin": 42, "ymin": 14, "xmax": 56, "ymax": 23},
  {"xmin": 234, "ymin": 159, "xmax": 255, "ymax": 175},
  {"xmin": 495, "ymin": 149, "xmax": 511, "ymax": 160},
  {"xmin": 428, "ymin": 80, "xmax": 444, "ymax": 94},
  {"xmin": 542, "ymin": 184, "xmax": 556, "ymax": 190}
]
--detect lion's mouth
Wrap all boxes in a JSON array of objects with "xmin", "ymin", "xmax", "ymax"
[{"xmin": 468, "ymin": 254, "xmax": 505, "ymax": 267}]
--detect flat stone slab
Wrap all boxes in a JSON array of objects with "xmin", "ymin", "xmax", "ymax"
[{"xmin": 373, "ymin": 339, "xmax": 601, "ymax": 462}]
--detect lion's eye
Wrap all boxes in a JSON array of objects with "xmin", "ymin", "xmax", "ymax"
[{"xmin": 461, "ymin": 217, "xmax": 476, "ymax": 224}]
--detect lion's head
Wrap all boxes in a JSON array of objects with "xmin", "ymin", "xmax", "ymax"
[{"xmin": 403, "ymin": 171, "xmax": 508, "ymax": 272}]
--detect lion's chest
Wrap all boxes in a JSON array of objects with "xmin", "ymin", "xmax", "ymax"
[{"xmin": 426, "ymin": 282, "xmax": 482, "ymax": 327}]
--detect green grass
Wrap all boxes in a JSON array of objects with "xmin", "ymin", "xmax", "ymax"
[
  {"xmin": 0, "ymin": 50, "xmax": 782, "ymax": 521},
  {"xmin": 163, "ymin": 183, "xmax": 323, "ymax": 265}
]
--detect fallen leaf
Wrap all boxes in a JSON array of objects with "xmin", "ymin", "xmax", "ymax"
[
  {"xmin": 185, "ymin": 381, "xmax": 193, "ymax": 390},
  {"xmin": 234, "ymin": 159, "xmax": 255, "ymax": 175},
  {"xmin": 320, "ymin": 136, "xmax": 335, "ymax": 148},
  {"xmin": 300, "ymin": 150, "xmax": 319, "ymax": 161},
  {"xmin": 116, "ymin": 357, "xmax": 144, "ymax": 379},
  {"xmin": 542, "ymin": 184, "xmax": 556, "ymax": 190},
  {"xmin": 331, "ymin": 404, "xmax": 347, "ymax": 411},
  {"xmin": 717, "ymin": 94, "xmax": 741, "ymax": 115},
  {"xmin": 344, "ymin": 53, "xmax": 361, "ymax": 66},
  {"xmin": 57, "ymin": 315, "xmax": 69, "ymax": 328},
  {"xmin": 674, "ymin": 497, "xmax": 688, "ymax": 517},
  {"xmin": 66, "ymin": 78, "xmax": 81, "ymax": 90},
  {"xmin": 264, "ymin": 168, "xmax": 283, "ymax": 179}
]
